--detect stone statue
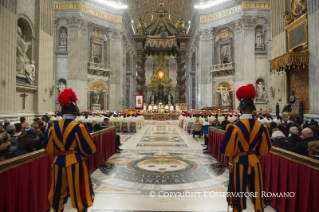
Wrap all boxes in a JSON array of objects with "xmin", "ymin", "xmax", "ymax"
[
  {"xmin": 60, "ymin": 29, "xmax": 67, "ymax": 46},
  {"xmin": 222, "ymin": 88, "xmax": 232, "ymax": 106},
  {"xmin": 257, "ymin": 82, "xmax": 265, "ymax": 99},
  {"xmin": 57, "ymin": 82, "xmax": 66, "ymax": 93},
  {"xmin": 256, "ymin": 28, "xmax": 264, "ymax": 49},
  {"xmin": 25, "ymin": 62, "xmax": 35, "ymax": 85},
  {"xmin": 17, "ymin": 26, "xmax": 32, "ymax": 75},
  {"xmin": 92, "ymin": 87, "xmax": 103, "ymax": 104},
  {"xmin": 282, "ymin": 91, "xmax": 296, "ymax": 113}
]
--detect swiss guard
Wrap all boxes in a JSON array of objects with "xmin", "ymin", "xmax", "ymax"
[
  {"xmin": 43, "ymin": 88, "xmax": 96, "ymax": 212},
  {"xmin": 220, "ymin": 84, "xmax": 272, "ymax": 212}
]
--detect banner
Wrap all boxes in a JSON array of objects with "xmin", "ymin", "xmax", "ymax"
[{"xmin": 135, "ymin": 95, "xmax": 144, "ymax": 110}]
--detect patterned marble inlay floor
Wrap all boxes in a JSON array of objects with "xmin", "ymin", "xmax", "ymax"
[{"xmin": 64, "ymin": 121, "xmax": 276, "ymax": 212}]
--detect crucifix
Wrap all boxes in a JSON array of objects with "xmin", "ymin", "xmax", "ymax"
[{"xmin": 20, "ymin": 93, "xmax": 28, "ymax": 109}]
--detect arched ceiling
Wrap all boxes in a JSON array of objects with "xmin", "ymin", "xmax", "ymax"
[{"xmin": 123, "ymin": 0, "xmax": 199, "ymax": 27}]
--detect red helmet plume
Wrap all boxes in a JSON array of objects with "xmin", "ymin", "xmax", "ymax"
[
  {"xmin": 58, "ymin": 88, "xmax": 78, "ymax": 107},
  {"xmin": 236, "ymin": 84, "xmax": 256, "ymax": 101}
]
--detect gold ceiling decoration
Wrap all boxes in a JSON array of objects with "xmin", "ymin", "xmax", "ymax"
[
  {"xmin": 269, "ymin": 53, "xmax": 309, "ymax": 75},
  {"xmin": 123, "ymin": 0, "xmax": 199, "ymax": 29}
]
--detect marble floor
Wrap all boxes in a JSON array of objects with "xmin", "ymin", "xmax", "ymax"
[{"xmin": 64, "ymin": 121, "xmax": 276, "ymax": 212}]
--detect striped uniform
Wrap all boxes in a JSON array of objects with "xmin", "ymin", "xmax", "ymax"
[
  {"xmin": 220, "ymin": 119, "xmax": 272, "ymax": 212},
  {"xmin": 43, "ymin": 119, "xmax": 96, "ymax": 212}
]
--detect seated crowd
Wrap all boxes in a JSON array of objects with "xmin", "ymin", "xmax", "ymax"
[
  {"xmin": 0, "ymin": 112, "xmax": 129, "ymax": 161},
  {"xmin": 179, "ymin": 113, "xmax": 319, "ymax": 159}
]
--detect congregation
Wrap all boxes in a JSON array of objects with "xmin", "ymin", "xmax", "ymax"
[
  {"xmin": 178, "ymin": 113, "xmax": 319, "ymax": 159},
  {"xmin": 0, "ymin": 112, "xmax": 144, "ymax": 161}
]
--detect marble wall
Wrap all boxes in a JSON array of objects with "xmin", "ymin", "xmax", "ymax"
[
  {"xmin": 0, "ymin": 0, "xmax": 54, "ymax": 119},
  {"xmin": 0, "ymin": 0, "xmax": 17, "ymax": 116}
]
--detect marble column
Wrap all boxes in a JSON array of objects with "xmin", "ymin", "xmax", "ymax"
[
  {"xmin": 308, "ymin": 0, "xmax": 319, "ymax": 114},
  {"xmin": 108, "ymin": 29, "xmax": 125, "ymax": 111},
  {"xmin": 234, "ymin": 17, "xmax": 257, "ymax": 107},
  {"xmin": 198, "ymin": 29, "xmax": 213, "ymax": 108},
  {"xmin": 66, "ymin": 17, "xmax": 89, "ymax": 111},
  {"xmin": 0, "ymin": 0, "xmax": 17, "ymax": 116},
  {"xmin": 33, "ymin": 0, "xmax": 54, "ymax": 114}
]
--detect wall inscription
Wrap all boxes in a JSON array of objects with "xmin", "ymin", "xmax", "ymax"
[
  {"xmin": 241, "ymin": 1, "xmax": 271, "ymax": 10},
  {"xmin": 54, "ymin": 2, "xmax": 122, "ymax": 23},
  {"xmin": 200, "ymin": 2, "xmax": 271, "ymax": 23},
  {"xmin": 285, "ymin": 14, "xmax": 308, "ymax": 52}
]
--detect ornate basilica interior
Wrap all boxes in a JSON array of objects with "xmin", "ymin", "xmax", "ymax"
[{"xmin": 0, "ymin": 0, "xmax": 318, "ymax": 120}]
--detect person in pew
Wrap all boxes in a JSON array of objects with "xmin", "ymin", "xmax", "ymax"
[
  {"xmin": 211, "ymin": 119, "xmax": 222, "ymax": 128},
  {"xmin": 100, "ymin": 119, "xmax": 122, "ymax": 152},
  {"xmin": 286, "ymin": 126, "xmax": 303, "ymax": 146},
  {"xmin": 220, "ymin": 84, "xmax": 272, "ymax": 212},
  {"xmin": 295, "ymin": 127, "xmax": 318, "ymax": 156},
  {"xmin": 43, "ymin": 88, "xmax": 96, "ymax": 212},
  {"xmin": 308, "ymin": 141, "xmax": 319, "ymax": 160},
  {"xmin": 271, "ymin": 130, "xmax": 296, "ymax": 152},
  {"xmin": 221, "ymin": 116, "xmax": 230, "ymax": 131},
  {"xmin": 8, "ymin": 131, "xmax": 34, "ymax": 159},
  {"xmin": 6, "ymin": 125, "xmax": 18, "ymax": 146},
  {"xmin": 25, "ymin": 126, "xmax": 41, "ymax": 150},
  {"xmin": 203, "ymin": 118, "xmax": 210, "ymax": 151},
  {"xmin": 0, "ymin": 132, "xmax": 12, "ymax": 161},
  {"xmin": 102, "ymin": 118, "xmax": 109, "ymax": 127}
]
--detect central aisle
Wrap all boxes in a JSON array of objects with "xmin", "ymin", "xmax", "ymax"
[{"xmin": 65, "ymin": 121, "xmax": 276, "ymax": 212}]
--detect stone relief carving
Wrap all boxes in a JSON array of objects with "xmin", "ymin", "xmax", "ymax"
[
  {"xmin": 67, "ymin": 18, "xmax": 87, "ymax": 33},
  {"xmin": 60, "ymin": 29, "xmax": 67, "ymax": 46},
  {"xmin": 200, "ymin": 29, "xmax": 212, "ymax": 41},
  {"xmin": 109, "ymin": 29, "xmax": 123, "ymax": 40},
  {"xmin": 243, "ymin": 16, "xmax": 257, "ymax": 29}
]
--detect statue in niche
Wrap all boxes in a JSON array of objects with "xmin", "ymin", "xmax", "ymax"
[
  {"xmin": 257, "ymin": 82, "xmax": 266, "ymax": 99},
  {"xmin": 256, "ymin": 28, "xmax": 265, "ymax": 50},
  {"xmin": 60, "ymin": 29, "xmax": 67, "ymax": 46},
  {"xmin": 16, "ymin": 26, "xmax": 32, "ymax": 75},
  {"xmin": 282, "ymin": 91, "xmax": 296, "ymax": 113},
  {"xmin": 92, "ymin": 87, "xmax": 103, "ymax": 104},
  {"xmin": 222, "ymin": 88, "xmax": 232, "ymax": 106},
  {"xmin": 57, "ymin": 82, "xmax": 66, "ymax": 93},
  {"xmin": 221, "ymin": 45, "xmax": 230, "ymax": 63}
]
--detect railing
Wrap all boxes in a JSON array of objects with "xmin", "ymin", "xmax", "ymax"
[
  {"xmin": 0, "ymin": 127, "xmax": 116, "ymax": 212},
  {"xmin": 208, "ymin": 127, "xmax": 319, "ymax": 212}
]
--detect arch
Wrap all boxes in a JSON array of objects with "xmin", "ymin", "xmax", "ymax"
[
  {"xmin": 214, "ymin": 26, "xmax": 234, "ymax": 65},
  {"xmin": 58, "ymin": 78, "xmax": 67, "ymax": 85},
  {"xmin": 214, "ymin": 79, "xmax": 235, "ymax": 91},
  {"xmin": 17, "ymin": 14, "xmax": 34, "ymax": 38},
  {"xmin": 88, "ymin": 80, "xmax": 108, "ymax": 92},
  {"xmin": 94, "ymin": 57, "xmax": 100, "ymax": 63}
]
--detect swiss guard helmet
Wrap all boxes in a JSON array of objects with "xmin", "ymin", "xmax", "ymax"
[
  {"xmin": 236, "ymin": 84, "xmax": 257, "ymax": 111},
  {"xmin": 57, "ymin": 88, "xmax": 81, "ymax": 115}
]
